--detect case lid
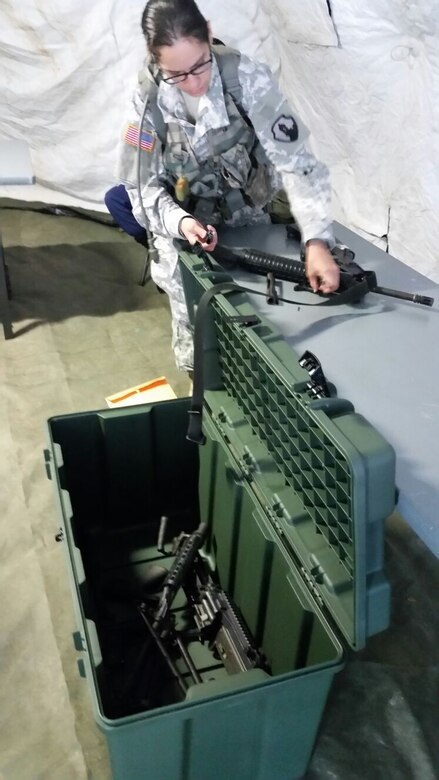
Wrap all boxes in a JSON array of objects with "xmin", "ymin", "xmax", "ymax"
[{"xmin": 179, "ymin": 252, "xmax": 396, "ymax": 650}]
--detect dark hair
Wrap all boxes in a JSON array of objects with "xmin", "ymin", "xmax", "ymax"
[{"xmin": 141, "ymin": 0, "xmax": 209, "ymax": 60}]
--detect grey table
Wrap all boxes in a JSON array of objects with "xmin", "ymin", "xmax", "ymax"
[{"xmin": 217, "ymin": 222, "xmax": 439, "ymax": 558}]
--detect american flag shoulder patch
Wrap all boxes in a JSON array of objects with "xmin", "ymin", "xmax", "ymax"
[{"xmin": 124, "ymin": 124, "xmax": 156, "ymax": 153}]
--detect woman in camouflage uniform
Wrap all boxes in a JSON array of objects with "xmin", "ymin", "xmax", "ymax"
[{"xmin": 116, "ymin": 0, "xmax": 340, "ymax": 371}]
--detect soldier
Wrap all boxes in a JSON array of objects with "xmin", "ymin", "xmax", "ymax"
[{"xmin": 116, "ymin": 0, "xmax": 340, "ymax": 371}]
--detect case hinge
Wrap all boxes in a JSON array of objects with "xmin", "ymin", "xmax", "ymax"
[
  {"xmin": 299, "ymin": 566, "xmax": 325, "ymax": 608},
  {"xmin": 237, "ymin": 450, "xmax": 256, "ymax": 480},
  {"xmin": 265, "ymin": 505, "xmax": 285, "ymax": 537},
  {"xmin": 267, "ymin": 502, "xmax": 326, "ymax": 611}
]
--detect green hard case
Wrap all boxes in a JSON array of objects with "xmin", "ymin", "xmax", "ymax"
[{"xmin": 45, "ymin": 248, "xmax": 395, "ymax": 780}]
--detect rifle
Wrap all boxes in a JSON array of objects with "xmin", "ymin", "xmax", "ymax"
[
  {"xmin": 182, "ymin": 537, "xmax": 266, "ymax": 675},
  {"xmin": 210, "ymin": 243, "xmax": 434, "ymax": 307},
  {"xmin": 137, "ymin": 523, "xmax": 268, "ymax": 701}
]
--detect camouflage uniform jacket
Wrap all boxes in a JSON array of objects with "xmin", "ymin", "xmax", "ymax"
[{"xmin": 117, "ymin": 50, "xmax": 335, "ymax": 246}]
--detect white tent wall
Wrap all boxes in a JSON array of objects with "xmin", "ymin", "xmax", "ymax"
[
  {"xmin": 1, "ymin": 0, "xmax": 438, "ymax": 279},
  {"xmin": 269, "ymin": 1, "xmax": 439, "ymax": 280}
]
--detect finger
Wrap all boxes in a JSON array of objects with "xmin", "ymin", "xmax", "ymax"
[
  {"xmin": 319, "ymin": 282, "xmax": 336, "ymax": 294},
  {"xmin": 199, "ymin": 237, "xmax": 217, "ymax": 251},
  {"xmin": 195, "ymin": 226, "xmax": 216, "ymax": 250},
  {"xmin": 204, "ymin": 225, "xmax": 216, "ymax": 242},
  {"xmin": 180, "ymin": 219, "xmax": 200, "ymax": 244},
  {"xmin": 199, "ymin": 238, "xmax": 218, "ymax": 251},
  {"xmin": 319, "ymin": 272, "xmax": 340, "ymax": 293},
  {"xmin": 208, "ymin": 233, "xmax": 218, "ymax": 250},
  {"xmin": 188, "ymin": 229, "xmax": 205, "ymax": 245},
  {"xmin": 307, "ymin": 272, "xmax": 319, "ymax": 292},
  {"xmin": 185, "ymin": 220, "xmax": 207, "ymax": 245},
  {"xmin": 324, "ymin": 267, "xmax": 341, "ymax": 291},
  {"xmin": 201, "ymin": 225, "xmax": 218, "ymax": 250}
]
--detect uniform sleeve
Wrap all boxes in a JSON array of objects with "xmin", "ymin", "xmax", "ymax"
[
  {"xmin": 237, "ymin": 54, "xmax": 335, "ymax": 246},
  {"xmin": 116, "ymin": 86, "xmax": 189, "ymax": 239}
]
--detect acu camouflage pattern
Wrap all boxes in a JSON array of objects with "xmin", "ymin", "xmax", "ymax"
[
  {"xmin": 150, "ymin": 234, "xmax": 195, "ymax": 372},
  {"xmin": 160, "ymin": 46, "xmax": 284, "ymax": 222},
  {"xmin": 163, "ymin": 92, "xmax": 269, "ymax": 222},
  {"xmin": 236, "ymin": 54, "xmax": 334, "ymax": 247},
  {"xmin": 117, "ymin": 49, "xmax": 334, "ymax": 370},
  {"xmin": 118, "ymin": 47, "xmax": 297, "ymax": 224}
]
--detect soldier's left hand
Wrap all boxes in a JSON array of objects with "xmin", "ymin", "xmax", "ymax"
[{"xmin": 305, "ymin": 240, "xmax": 340, "ymax": 294}]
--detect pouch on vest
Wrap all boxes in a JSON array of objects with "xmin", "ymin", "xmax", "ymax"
[
  {"xmin": 269, "ymin": 189, "xmax": 295, "ymax": 222},
  {"xmin": 219, "ymin": 145, "xmax": 253, "ymax": 190},
  {"xmin": 245, "ymin": 163, "xmax": 275, "ymax": 208}
]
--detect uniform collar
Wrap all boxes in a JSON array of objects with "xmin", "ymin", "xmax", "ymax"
[{"xmin": 157, "ymin": 54, "xmax": 230, "ymax": 131}]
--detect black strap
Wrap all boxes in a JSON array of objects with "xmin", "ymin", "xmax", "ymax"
[
  {"xmin": 266, "ymin": 272, "xmax": 279, "ymax": 305},
  {"xmin": 187, "ymin": 281, "xmax": 241, "ymax": 445}
]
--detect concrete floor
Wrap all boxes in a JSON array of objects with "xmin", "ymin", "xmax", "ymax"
[
  {"xmin": 1, "ymin": 199, "xmax": 439, "ymax": 780},
  {"xmin": 0, "ymin": 200, "xmax": 188, "ymax": 780}
]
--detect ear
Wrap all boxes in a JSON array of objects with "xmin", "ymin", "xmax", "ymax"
[{"xmin": 207, "ymin": 20, "xmax": 213, "ymax": 44}]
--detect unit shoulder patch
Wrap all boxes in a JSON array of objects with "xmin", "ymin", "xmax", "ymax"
[
  {"xmin": 271, "ymin": 115, "xmax": 299, "ymax": 143},
  {"xmin": 124, "ymin": 123, "xmax": 156, "ymax": 153}
]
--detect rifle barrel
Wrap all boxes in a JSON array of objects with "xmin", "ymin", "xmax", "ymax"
[
  {"xmin": 374, "ymin": 285, "xmax": 434, "ymax": 307},
  {"xmin": 139, "ymin": 608, "xmax": 188, "ymax": 694}
]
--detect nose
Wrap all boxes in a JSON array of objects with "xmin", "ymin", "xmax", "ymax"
[{"xmin": 185, "ymin": 72, "xmax": 202, "ymax": 88}]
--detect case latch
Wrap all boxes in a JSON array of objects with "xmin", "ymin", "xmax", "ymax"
[{"xmin": 298, "ymin": 350, "xmax": 331, "ymax": 399}]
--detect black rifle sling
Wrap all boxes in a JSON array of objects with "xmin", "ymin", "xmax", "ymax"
[{"xmin": 187, "ymin": 282, "xmax": 240, "ymax": 445}]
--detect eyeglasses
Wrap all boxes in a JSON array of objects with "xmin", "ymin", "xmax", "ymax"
[{"xmin": 161, "ymin": 54, "xmax": 213, "ymax": 85}]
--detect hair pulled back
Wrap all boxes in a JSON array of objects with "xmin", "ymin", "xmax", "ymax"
[{"xmin": 141, "ymin": 0, "xmax": 209, "ymax": 60}]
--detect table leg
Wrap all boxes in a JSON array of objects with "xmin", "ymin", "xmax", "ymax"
[{"xmin": 0, "ymin": 236, "xmax": 14, "ymax": 339}]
